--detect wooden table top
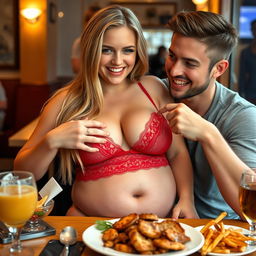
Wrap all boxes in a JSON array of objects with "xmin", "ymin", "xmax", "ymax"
[
  {"xmin": 8, "ymin": 117, "xmax": 38, "ymax": 147},
  {"xmin": 0, "ymin": 216, "xmax": 255, "ymax": 256}
]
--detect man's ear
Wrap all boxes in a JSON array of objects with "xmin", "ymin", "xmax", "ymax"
[{"xmin": 212, "ymin": 60, "xmax": 229, "ymax": 78}]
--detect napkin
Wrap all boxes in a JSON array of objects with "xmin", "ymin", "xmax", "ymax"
[{"xmin": 39, "ymin": 177, "xmax": 63, "ymax": 205}]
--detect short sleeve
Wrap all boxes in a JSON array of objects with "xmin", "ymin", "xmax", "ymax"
[{"xmin": 225, "ymin": 106, "xmax": 256, "ymax": 168}]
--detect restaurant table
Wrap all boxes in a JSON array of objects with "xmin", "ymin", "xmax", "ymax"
[
  {"xmin": 0, "ymin": 216, "xmax": 255, "ymax": 256},
  {"xmin": 8, "ymin": 117, "xmax": 39, "ymax": 147}
]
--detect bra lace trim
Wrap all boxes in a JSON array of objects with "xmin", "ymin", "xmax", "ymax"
[
  {"xmin": 76, "ymin": 154, "xmax": 169, "ymax": 181},
  {"xmin": 133, "ymin": 113, "xmax": 162, "ymax": 152}
]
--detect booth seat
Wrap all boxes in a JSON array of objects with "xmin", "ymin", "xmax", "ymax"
[{"xmin": 0, "ymin": 79, "xmax": 50, "ymax": 158}]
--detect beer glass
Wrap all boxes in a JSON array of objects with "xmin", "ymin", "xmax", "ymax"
[{"xmin": 239, "ymin": 168, "xmax": 256, "ymax": 245}]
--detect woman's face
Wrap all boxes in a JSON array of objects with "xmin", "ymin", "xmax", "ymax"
[{"xmin": 99, "ymin": 26, "xmax": 137, "ymax": 86}]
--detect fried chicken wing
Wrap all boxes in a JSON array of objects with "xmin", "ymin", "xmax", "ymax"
[
  {"xmin": 139, "ymin": 213, "xmax": 159, "ymax": 221},
  {"xmin": 114, "ymin": 243, "xmax": 135, "ymax": 253},
  {"xmin": 157, "ymin": 219, "xmax": 185, "ymax": 233},
  {"xmin": 138, "ymin": 219, "xmax": 161, "ymax": 239},
  {"xmin": 103, "ymin": 240, "xmax": 114, "ymax": 248},
  {"xmin": 115, "ymin": 232, "xmax": 129, "ymax": 243},
  {"xmin": 153, "ymin": 238, "xmax": 185, "ymax": 250},
  {"xmin": 102, "ymin": 228, "xmax": 118, "ymax": 241},
  {"xmin": 129, "ymin": 229, "xmax": 155, "ymax": 252},
  {"xmin": 113, "ymin": 213, "xmax": 139, "ymax": 231},
  {"xmin": 165, "ymin": 229, "xmax": 191, "ymax": 243}
]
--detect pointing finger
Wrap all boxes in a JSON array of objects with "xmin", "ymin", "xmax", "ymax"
[{"xmin": 158, "ymin": 103, "xmax": 178, "ymax": 114}]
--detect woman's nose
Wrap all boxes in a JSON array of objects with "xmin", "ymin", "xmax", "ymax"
[{"xmin": 111, "ymin": 52, "xmax": 122, "ymax": 65}]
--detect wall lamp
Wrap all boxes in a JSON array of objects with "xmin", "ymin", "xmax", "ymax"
[
  {"xmin": 21, "ymin": 8, "xmax": 42, "ymax": 24},
  {"xmin": 192, "ymin": 0, "xmax": 207, "ymax": 4},
  {"xmin": 192, "ymin": 0, "xmax": 208, "ymax": 11}
]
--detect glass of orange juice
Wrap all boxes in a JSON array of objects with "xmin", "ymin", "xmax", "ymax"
[{"xmin": 0, "ymin": 171, "xmax": 37, "ymax": 255}]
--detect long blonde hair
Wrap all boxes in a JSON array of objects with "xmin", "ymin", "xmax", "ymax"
[{"xmin": 49, "ymin": 5, "xmax": 148, "ymax": 184}]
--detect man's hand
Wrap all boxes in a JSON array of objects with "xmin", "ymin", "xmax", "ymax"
[{"xmin": 159, "ymin": 103, "xmax": 210, "ymax": 141}]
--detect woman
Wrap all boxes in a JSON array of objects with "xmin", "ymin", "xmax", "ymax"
[{"xmin": 14, "ymin": 5, "xmax": 197, "ymax": 218}]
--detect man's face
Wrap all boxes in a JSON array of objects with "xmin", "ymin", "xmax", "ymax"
[{"xmin": 165, "ymin": 33, "xmax": 215, "ymax": 101}]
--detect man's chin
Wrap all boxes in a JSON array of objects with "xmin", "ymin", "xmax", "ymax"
[{"xmin": 170, "ymin": 89, "xmax": 185, "ymax": 100}]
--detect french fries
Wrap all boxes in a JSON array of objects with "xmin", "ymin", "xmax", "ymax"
[{"xmin": 199, "ymin": 211, "xmax": 256, "ymax": 255}]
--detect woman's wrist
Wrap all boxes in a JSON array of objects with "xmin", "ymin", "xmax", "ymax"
[{"xmin": 45, "ymin": 131, "xmax": 59, "ymax": 150}]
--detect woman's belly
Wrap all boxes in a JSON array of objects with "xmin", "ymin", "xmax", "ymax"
[{"xmin": 71, "ymin": 166, "xmax": 176, "ymax": 218}]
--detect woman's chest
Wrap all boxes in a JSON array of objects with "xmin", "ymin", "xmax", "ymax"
[{"xmin": 97, "ymin": 109, "xmax": 157, "ymax": 149}]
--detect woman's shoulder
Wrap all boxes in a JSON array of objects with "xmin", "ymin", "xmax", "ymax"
[
  {"xmin": 139, "ymin": 75, "xmax": 167, "ymax": 90},
  {"xmin": 139, "ymin": 75, "xmax": 169, "ymax": 96},
  {"xmin": 43, "ymin": 87, "xmax": 69, "ymax": 113},
  {"xmin": 139, "ymin": 75, "xmax": 173, "ymax": 105}
]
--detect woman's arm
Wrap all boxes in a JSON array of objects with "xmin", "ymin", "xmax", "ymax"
[
  {"xmin": 167, "ymin": 134, "xmax": 198, "ymax": 218},
  {"xmin": 14, "ymin": 92, "xmax": 108, "ymax": 180},
  {"xmin": 143, "ymin": 75, "xmax": 198, "ymax": 218}
]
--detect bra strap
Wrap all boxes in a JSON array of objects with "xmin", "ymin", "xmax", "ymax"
[{"xmin": 137, "ymin": 82, "xmax": 158, "ymax": 111}]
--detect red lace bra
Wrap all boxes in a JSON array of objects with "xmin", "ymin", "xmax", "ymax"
[{"xmin": 76, "ymin": 82, "xmax": 172, "ymax": 181}]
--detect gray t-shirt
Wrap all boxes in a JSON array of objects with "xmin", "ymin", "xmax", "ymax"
[{"xmin": 163, "ymin": 79, "xmax": 256, "ymax": 219}]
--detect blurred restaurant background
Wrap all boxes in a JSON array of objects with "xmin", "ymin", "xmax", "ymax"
[{"xmin": 0, "ymin": 0, "xmax": 255, "ymax": 171}]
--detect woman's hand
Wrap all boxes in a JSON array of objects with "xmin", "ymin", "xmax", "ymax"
[
  {"xmin": 171, "ymin": 198, "xmax": 199, "ymax": 219},
  {"xmin": 46, "ymin": 119, "xmax": 109, "ymax": 152}
]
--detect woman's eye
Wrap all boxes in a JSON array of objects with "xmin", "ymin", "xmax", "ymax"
[
  {"xmin": 102, "ymin": 48, "xmax": 112, "ymax": 54},
  {"xmin": 123, "ymin": 48, "xmax": 135, "ymax": 54}
]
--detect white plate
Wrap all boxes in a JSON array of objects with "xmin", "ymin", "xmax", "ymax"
[
  {"xmin": 82, "ymin": 218, "xmax": 205, "ymax": 256},
  {"xmin": 195, "ymin": 225, "xmax": 256, "ymax": 256}
]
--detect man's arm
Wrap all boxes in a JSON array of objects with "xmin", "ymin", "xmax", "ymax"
[{"xmin": 159, "ymin": 103, "xmax": 256, "ymax": 217}]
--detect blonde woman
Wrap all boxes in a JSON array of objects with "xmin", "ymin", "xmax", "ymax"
[{"xmin": 14, "ymin": 5, "xmax": 197, "ymax": 218}]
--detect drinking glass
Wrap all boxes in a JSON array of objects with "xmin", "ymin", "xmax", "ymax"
[
  {"xmin": 239, "ymin": 168, "xmax": 256, "ymax": 245},
  {"xmin": 23, "ymin": 199, "xmax": 54, "ymax": 232},
  {"xmin": 0, "ymin": 171, "xmax": 38, "ymax": 255}
]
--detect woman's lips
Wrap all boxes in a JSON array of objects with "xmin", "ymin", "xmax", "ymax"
[{"xmin": 107, "ymin": 67, "xmax": 125, "ymax": 75}]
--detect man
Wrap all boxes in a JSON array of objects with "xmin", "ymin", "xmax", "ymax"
[{"xmin": 159, "ymin": 11, "xmax": 256, "ymax": 219}]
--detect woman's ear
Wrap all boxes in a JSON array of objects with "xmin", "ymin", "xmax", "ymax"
[{"xmin": 212, "ymin": 60, "xmax": 229, "ymax": 78}]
